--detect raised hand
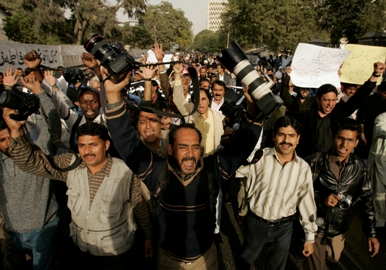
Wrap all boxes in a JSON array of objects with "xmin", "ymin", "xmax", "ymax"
[
  {"xmin": 141, "ymin": 66, "xmax": 158, "ymax": 79},
  {"xmin": 20, "ymin": 76, "xmax": 43, "ymax": 94},
  {"xmin": 154, "ymin": 43, "xmax": 164, "ymax": 62},
  {"xmin": 24, "ymin": 50, "xmax": 42, "ymax": 69},
  {"xmin": 81, "ymin": 52, "xmax": 98, "ymax": 69},
  {"xmin": 44, "ymin": 70, "xmax": 57, "ymax": 86},
  {"xmin": 3, "ymin": 68, "xmax": 18, "ymax": 87}
]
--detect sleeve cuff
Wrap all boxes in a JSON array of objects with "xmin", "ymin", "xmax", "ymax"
[
  {"xmin": 105, "ymin": 100, "xmax": 126, "ymax": 119},
  {"xmin": 305, "ymin": 232, "xmax": 315, "ymax": 243}
]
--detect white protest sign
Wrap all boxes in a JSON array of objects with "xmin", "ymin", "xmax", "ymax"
[
  {"xmin": 290, "ymin": 43, "xmax": 351, "ymax": 88},
  {"xmin": 340, "ymin": 44, "xmax": 386, "ymax": 85}
]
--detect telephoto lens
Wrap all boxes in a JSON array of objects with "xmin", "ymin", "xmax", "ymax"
[{"xmin": 217, "ymin": 41, "xmax": 282, "ymax": 119}]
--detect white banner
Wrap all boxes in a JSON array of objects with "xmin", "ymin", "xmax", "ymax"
[{"xmin": 290, "ymin": 43, "xmax": 350, "ymax": 89}]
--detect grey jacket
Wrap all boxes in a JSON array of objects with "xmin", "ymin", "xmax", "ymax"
[{"xmin": 0, "ymin": 91, "xmax": 61, "ymax": 232}]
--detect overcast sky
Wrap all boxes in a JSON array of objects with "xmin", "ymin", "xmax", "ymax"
[{"xmin": 117, "ymin": 0, "xmax": 209, "ymax": 35}]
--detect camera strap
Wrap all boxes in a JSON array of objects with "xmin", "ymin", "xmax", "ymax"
[{"xmin": 140, "ymin": 67, "xmax": 200, "ymax": 118}]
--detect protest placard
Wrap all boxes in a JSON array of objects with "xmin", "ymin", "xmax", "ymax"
[
  {"xmin": 340, "ymin": 44, "xmax": 386, "ymax": 85},
  {"xmin": 290, "ymin": 43, "xmax": 350, "ymax": 88}
]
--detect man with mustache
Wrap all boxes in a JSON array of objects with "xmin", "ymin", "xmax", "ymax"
[
  {"xmin": 101, "ymin": 64, "xmax": 263, "ymax": 269},
  {"xmin": 289, "ymin": 62, "xmax": 385, "ymax": 158},
  {"xmin": 305, "ymin": 118, "xmax": 379, "ymax": 270},
  {"xmin": 3, "ymin": 113, "xmax": 153, "ymax": 268},
  {"xmin": 236, "ymin": 116, "xmax": 317, "ymax": 270}
]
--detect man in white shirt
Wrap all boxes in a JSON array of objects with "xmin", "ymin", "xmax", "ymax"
[{"xmin": 236, "ymin": 116, "xmax": 317, "ymax": 270}]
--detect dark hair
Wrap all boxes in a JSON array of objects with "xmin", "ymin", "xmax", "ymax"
[
  {"xmin": 25, "ymin": 68, "xmax": 33, "ymax": 75},
  {"xmin": 273, "ymin": 116, "xmax": 302, "ymax": 135},
  {"xmin": 77, "ymin": 122, "xmax": 110, "ymax": 142},
  {"xmin": 331, "ymin": 118, "xmax": 362, "ymax": 139},
  {"xmin": 153, "ymin": 100, "xmax": 171, "ymax": 114},
  {"xmin": 217, "ymin": 63, "xmax": 225, "ymax": 70},
  {"xmin": 191, "ymin": 89, "xmax": 211, "ymax": 106},
  {"xmin": 316, "ymin": 84, "xmax": 338, "ymax": 99},
  {"xmin": 168, "ymin": 123, "xmax": 202, "ymax": 147},
  {"xmin": 200, "ymin": 78, "xmax": 210, "ymax": 85},
  {"xmin": 16, "ymin": 68, "xmax": 23, "ymax": 71},
  {"xmin": 212, "ymin": 80, "xmax": 226, "ymax": 90}
]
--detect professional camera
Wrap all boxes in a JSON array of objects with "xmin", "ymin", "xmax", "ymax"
[
  {"xmin": 0, "ymin": 89, "xmax": 40, "ymax": 120},
  {"xmin": 217, "ymin": 41, "xmax": 282, "ymax": 119},
  {"xmin": 337, "ymin": 192, "xmax": 352, "ymax": 210},
  {"xmin": 220, "ymin": 101, "xmax": 245, "ymax": 131},
  {"xmin": 84, "ymin": 34, "xmax": 139, "ymax": 75},
  {"xmin": 63, "ymin": 69, "xmax": 85, "ymax": 84}
]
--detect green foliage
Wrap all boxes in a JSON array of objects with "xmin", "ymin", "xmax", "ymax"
[
  {"xmin": 141, "ymin": 1, "xmax": 193, "ymax": 50},
  {"xmin": 192, "ymin": 30, "xmax": 222, "ymax": 53},
  {"xmin": 123, "ymin": 24, "xmax": 154, "ymax": 48},
  {"xmin": 317, "ymin": 0, "xmax": 386, "ymax": 46},
  {"xmin": 223, "ymin": 0, "xmax": 322, "ymax": 51},
  {"xmin": 2, "ymin": 0, "xmax": 147, "ymax": 45}
]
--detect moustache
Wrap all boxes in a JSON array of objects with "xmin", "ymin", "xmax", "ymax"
[
  {"xmin": 280, "ymin": 142, "xmax": 293, "ymax": 147},
  {"xmin": 182, "ymin": 156, "xmax": 197, "ymax": 163},
  {"xmin": 83, "ymin": 154, "xmax": 95, "ymax": 158}
]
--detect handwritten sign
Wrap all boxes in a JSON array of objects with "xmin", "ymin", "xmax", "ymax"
[
  {"xmin": 291, "ymin": 43, "xmax": 350, "ymax": 88},
  {"xmin": 0, "ymin": 43, "xmax": 61, "ymax": 72},
  {"xmin": 340, "ymin": 44, "xmax": 386, "ymax": 85}
]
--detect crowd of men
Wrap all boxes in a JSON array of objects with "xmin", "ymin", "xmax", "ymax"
[{"xmin": 0, "ymin": 43, "xmax": 384, "ymax": 270}]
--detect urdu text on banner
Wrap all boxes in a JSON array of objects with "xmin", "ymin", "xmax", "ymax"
[{"xmin": 290, "ymin": 43, "xmax": 350, "ymax": 89}]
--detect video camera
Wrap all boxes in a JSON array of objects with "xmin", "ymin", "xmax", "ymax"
[
  {"xmin": 0, "ymin": 88, "xmax": 39, "ymax": 120},
  {"xmin": 217, "ymin": 41, "xmax": 282, "ymax": 120}
]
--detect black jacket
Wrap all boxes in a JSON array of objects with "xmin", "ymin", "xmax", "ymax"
[
  {"xmin": 305, "ymin": 152, "xmax": 377, "ymax": 238},
  {"xmin": 290, "ymin": 80, "xmax": 376, "ymax": 158}
]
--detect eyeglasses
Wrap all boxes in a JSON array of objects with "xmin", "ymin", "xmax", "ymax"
[{"xmin": 334, "ymin": 136, "xmax": 356, "ymax": 145}]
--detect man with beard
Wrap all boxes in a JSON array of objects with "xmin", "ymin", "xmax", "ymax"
[
  {"xmin": 236, "ymin": 116, "xmax": 317, "ymax": 270},
  {"xmin": 290, "ymin": 62, "xmax": 384, "ymax": 158},
  {"xmin": 101, "ymin": 65, "xmax": 263, "ymax": 269}
]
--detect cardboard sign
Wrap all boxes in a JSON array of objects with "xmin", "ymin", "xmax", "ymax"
[{"xmin": 340, "ymin": 44, "xmax": 386, "ymax": 85}]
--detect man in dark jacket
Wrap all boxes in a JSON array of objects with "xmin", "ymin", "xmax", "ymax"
[
  {"xmin": 305, "ymin": 118, "xmax": 379, "ymax": 270},
  {"xmin": 290, "ymin": 62, "xmax": 384, "ymax": 158},
  {"xmin": 101, "ymin": 68, "xmax": 263, "ymax": 269}
]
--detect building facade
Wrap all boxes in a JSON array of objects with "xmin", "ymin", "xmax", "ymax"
[{"xmin": 207, "ymin": 0, "xmax": 227, "ymax": 32}]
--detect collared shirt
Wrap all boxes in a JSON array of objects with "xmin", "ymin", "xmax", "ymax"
[
  {"xmin": 327, "ymin": 150, "xmax": 349, "ymax": 181},
  {"xmin": 211, "ymin": 97, "xmax": 224, "ymax": 112},
  {"xmin": 236, "ymin": 148, "xmax": 317, "ymax": 242},
  {"xmin": 196, "ymin": 109, "xmax": 215, "ymax": 156}
]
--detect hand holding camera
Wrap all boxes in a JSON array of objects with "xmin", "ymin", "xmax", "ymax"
[{"xmin": 2, "ymin": 108, "xmax": 26, "ymax": 138}]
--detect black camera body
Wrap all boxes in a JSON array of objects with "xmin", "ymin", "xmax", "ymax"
[
  {"xmin": 63, "ymin": 69, "xmax": 85, "ymax": 84},
  {"xmin": 84, "ymin": 34, "xmax": 139, "ymax": 75},
  {"xmin": 220, "ymin": 101, "xmax": 245, "ymax": 131},
  {"xmin": 0, "ymin": 89, "xmax": 40, "ymax": 121}
]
